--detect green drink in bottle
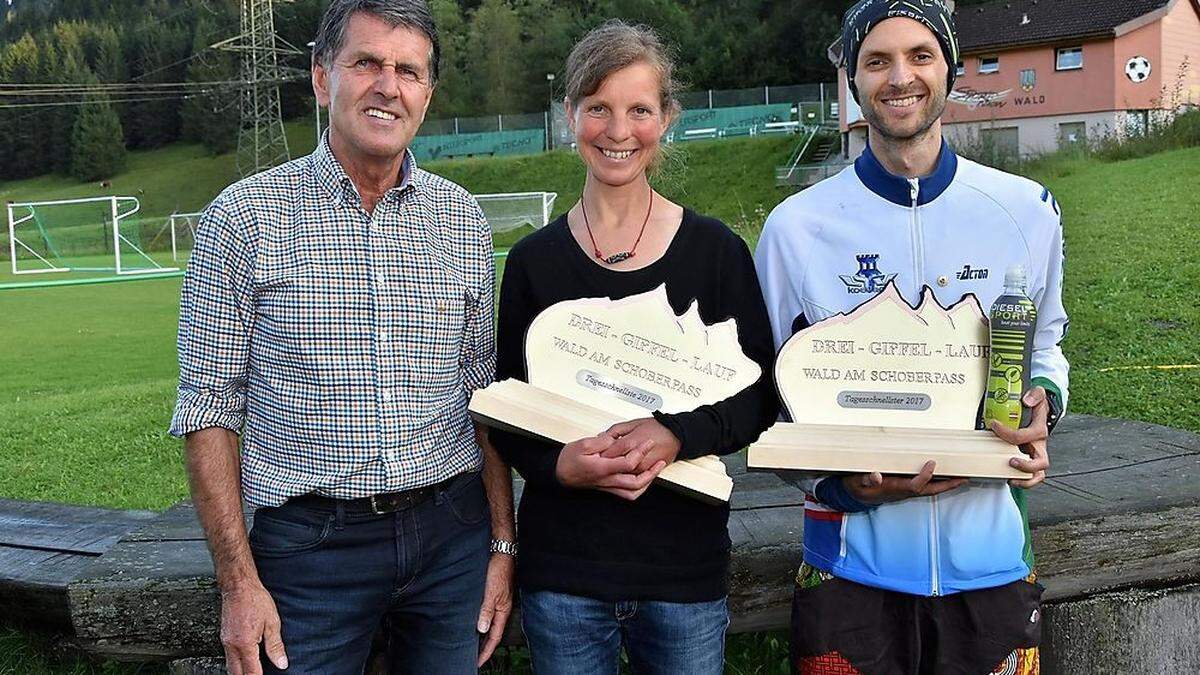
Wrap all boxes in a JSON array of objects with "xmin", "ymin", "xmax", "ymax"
[{"xmin": 984, "ymin": 266, "xmax": 1037, "ymax": 430}]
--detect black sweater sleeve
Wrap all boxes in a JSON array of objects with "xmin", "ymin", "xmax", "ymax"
[
  {"xmin": 654, "ymin": 233, "xmax": 780, "ymax": 460},
  {"xmin": 489, "ymin": 244, "xmax": 564, "ymax": 489}
]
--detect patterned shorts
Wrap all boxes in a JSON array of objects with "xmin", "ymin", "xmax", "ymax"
[{"xmin": 792, "ymin": 564, "xmax": 1041, "ymax": 675}]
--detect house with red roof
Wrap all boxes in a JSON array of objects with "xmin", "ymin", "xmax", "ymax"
[{"xmin": 835, "ymin": 0, "xmax": 1200, "ymax": 158}]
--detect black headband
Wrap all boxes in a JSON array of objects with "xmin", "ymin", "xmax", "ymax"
[{"xmin": 842, "ymin": 0, "xmax": 959, "ymax": 103}]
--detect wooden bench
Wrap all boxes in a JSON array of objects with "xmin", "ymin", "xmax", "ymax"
[
  {"xmin": 761, "ymin": 120, "xmax": 801, "ymax": 134},
  {"xmin": 0, "ymin": 499, "xmax": 155, "ymax": 627},
  {"xmin": 681, "ymin": 127, "xmax": 720, "ymax": 140},
  {"xmin": 2, "ymin": 413, "xmax": 1198, "ymax": 672}
]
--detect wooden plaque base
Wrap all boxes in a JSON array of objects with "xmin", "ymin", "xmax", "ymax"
[
  {"xmin": 747, "ymin": 422, "xmax": 1027, "ymax": 479},
  {"xmin": 470, "ymin": 379, "xmax": 733, "ymax": 504}
]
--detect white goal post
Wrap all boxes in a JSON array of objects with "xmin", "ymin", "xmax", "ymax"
[
  {"xmin": 168, "ymin": 210, "xmax": 201, "ymax": 263},
  {"xmin": 474, "ymin": 191, "xmax": 557, "ymax": 233},
  {"xmin": 142, "ymin": 209, "xmax": 203, "ymax": 264},
  {"xmin": 6, "ymin": 195, "xmax": 178, "ymax": 276}
]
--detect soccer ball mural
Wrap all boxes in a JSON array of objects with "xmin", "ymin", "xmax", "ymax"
[{"xmin": 1125, "ymin": 56, "xmax": 1152, "ymax": 83}]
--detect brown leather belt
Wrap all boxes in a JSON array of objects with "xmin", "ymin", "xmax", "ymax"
[{"xmin": 288, "ymin": 474, "xmax": 458, "ymax": 515}]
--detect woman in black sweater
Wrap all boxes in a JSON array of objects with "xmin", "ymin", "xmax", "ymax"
[{"xmin": 491, "ymin": 19, "xmax": 778, "ymax": 674}]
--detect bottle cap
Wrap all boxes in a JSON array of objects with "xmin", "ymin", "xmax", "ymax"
[{"xmin": 1004, "ymin": 265, "xmax": 1027, "ymax": 290}]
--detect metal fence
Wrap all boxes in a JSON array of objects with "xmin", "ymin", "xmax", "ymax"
[
  {"xmin": 418, "ymin": 83, "xmax": 837, "ymax": 140},
  {"xmin": 552, "ymin": 82, "xmax": 837, "ymax": 150},
  {"xmin": 410, "ymin": 82, "xmax": 838, "ymax": 157},
  {"xmin": 416, "ymin": 112, "xmax": 549, "ymax": 137},
  {"xmin": 677, "ymin": 83, "xmax": 832, "ymax": 110}
]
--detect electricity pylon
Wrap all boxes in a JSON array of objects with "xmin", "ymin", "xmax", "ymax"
[{"xmin": 214, "ymin": 0, "xmax": 306, "ymax": 177}]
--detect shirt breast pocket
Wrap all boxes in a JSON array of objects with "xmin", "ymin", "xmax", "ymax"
[{"xmin": 407, "ymin": 266, "xmax": 472, "ymax": 391}]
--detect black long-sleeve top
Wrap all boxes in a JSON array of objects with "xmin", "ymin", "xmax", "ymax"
[{"xmin": 491, "ymin": 208, "xmax": 779, "ymax": 602}]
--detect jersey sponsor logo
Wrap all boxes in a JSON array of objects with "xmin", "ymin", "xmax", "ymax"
[
  {"xmin": 955, "ymin": 264, "xmax": 989, "ymax": 281},
  {"xmin": 839, "ymin": 254, "xmax": 897, "ymax": 294},
  {"xmin": 1040, "ymin": 186, "xmax": 1060, "ymax": 215}
]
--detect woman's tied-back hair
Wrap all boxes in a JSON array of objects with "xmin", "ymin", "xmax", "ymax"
[{"xmin": 563, "ymin": 19, "xmax": 682, "ymax": 123}]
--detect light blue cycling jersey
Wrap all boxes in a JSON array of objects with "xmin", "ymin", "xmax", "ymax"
[{"xmin": 754, "ymin": 140, "xmax": 1069, "ymax": 597}]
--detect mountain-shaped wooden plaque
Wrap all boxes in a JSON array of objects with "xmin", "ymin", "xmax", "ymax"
[
  {"xmin": 470, "ymin": 285, "xmax": 763, "ymax": 503},
  {"xmin": 748, "ymin": 281, "xmax": 1026, "ymax": 479}
]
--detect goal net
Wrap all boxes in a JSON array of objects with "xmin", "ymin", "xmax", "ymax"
[
  {"xmin": 168, "ymin": 211, "xmax": 200, "ymax": 263},
  {"xmin": 6, "ymin": 196, "xmax": 177, "ymax": 276},
  {"xmin": 143, "ymin": 210, "xmax": 201, "ymax": 265},
  {"xmin": 475, "ymin": 192, "xmax": 557, "ymax": 233}
]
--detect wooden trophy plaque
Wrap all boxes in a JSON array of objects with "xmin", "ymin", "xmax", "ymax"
[
  {"xmin": 469, "ymin": 285, "xmax": 763, "ymax": 503},
  {"xmin": 748, "ymin": 281, "xmax": 1026, "ymax": 479}
]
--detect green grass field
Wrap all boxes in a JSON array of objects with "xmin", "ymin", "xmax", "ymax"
[
  {"xmin": 0, "ymin": 120, "xmax": 794, "ymax": 229},
  {"xmin": 1, "ymin": 137, "xmax": 1197, "ymax": 672}
]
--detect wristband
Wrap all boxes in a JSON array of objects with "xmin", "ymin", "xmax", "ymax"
[{"xmin": 490, "ymin": 538, "xmax": 518, "ymax": 557}]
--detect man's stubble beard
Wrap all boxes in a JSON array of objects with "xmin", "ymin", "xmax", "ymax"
[{"xmin": 862, "ymin": 84, "xmax": 948, "ymax": 149}]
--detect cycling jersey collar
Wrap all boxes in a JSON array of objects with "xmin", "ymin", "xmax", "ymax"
[{"xmin": 854, "ymin": 138, "xmax": 958, "ymax": 207}]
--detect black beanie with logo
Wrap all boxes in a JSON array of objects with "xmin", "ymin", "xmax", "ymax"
[{"xmin": 842, "ymin": 0, "xmax": 960, "ymax": 103}]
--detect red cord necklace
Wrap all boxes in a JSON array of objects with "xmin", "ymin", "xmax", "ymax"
[{"xmin": 581, "ymin": 188, "xmax": 654, "ymax": 265}]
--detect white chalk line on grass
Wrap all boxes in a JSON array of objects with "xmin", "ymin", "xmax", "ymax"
[{"xmin": 0, "ymin": 250, "xmax": 512, "ymax": 290}]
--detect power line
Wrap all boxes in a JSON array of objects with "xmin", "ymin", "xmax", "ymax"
[
  {"xmin": 0, "ymin": 80, "xmax": 251, "ymax": 96},
  {"xmin": 129, "ymin": 48, "xmax": 215, "ymax": 83},
  {"xmin": 0, "ymin": 94, "xmax": 201, "ymax": 110},
  {"xmin": 0, "ymin": 83, "xmax": 295, "ymax": 109},
  {"xmin": 0, "ymin": 79, "xmax": 243, "ymax": 89},
  {"xmin": 132, "ymin": 19, "xmax": 304, "ymax": 84}
]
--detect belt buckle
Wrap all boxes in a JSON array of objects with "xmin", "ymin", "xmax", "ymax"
[
  {"xmin": 369, "ymin": 494, "xmax": 392, "ymax": 514},
  {"xmin": 369, "ymin": 490, "xmax": 414, "ymax": 514}
]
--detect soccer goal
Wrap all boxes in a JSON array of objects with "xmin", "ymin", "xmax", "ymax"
[
  {"xmin": 6, "ymin": 196, "xmax": 178, "ymax": 276},
  {"xmin": 167, "ymin": 211, "xmax": 201, "ymax": 263},
  {"xmin": 144, "ymin": 210, "xmax": 202, "ymax": 264},
  {"xmin": 475, "ymin": 192, "xmax": 557, "ymax": 233}
]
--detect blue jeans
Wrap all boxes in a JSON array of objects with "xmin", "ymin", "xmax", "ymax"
[
  {"xmin": 249, "ymin": 471, "xmax": 490, "ymax": 675},
  {"xmin": 520, "ymin": 590, "xmax": 729, "ymax": 675}
]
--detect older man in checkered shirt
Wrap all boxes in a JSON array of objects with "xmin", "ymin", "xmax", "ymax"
[{"xmin": 169, "ymin": 1, "xmax": 514, "ymax": 673}]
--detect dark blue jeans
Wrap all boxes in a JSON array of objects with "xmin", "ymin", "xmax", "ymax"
[
  {"xmin": 250, "ymin": 471, "xmax": 490, "ymax": 675},
  {"xmin": 520, "ymin": 590, "xmax": 729, "ymax": 675}
]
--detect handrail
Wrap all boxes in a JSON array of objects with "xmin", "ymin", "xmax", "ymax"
[{"xmin": 780, "ymin": 125, "xmax": 819, "ymax": 183}]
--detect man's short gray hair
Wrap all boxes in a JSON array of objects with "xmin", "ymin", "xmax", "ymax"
[{"xmin": 312, "ymin": 0, "xmax": 440, "ymax": 84}]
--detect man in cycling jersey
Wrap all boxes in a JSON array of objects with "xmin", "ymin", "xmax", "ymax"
[{"xmin": 755, "ymin": 0, "xmax": 1068, "ymax": 672}]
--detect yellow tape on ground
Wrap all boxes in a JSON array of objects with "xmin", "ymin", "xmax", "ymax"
[{"xmin": 1096, "ymin": 364, "xmax": 1199, "ymax": 373}]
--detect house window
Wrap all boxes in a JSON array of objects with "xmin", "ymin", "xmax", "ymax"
[
  {"xmin": 979, "ymin": 56, "xmax": 1000, "ymax": 74},
  {"xmin": 1058, "ymin": 121, "xmax": 1086, "ymax": 147},
  {"xmin": 956, "ymin": 61, "xmax": 965, "ymax": 76},
  {"xmin": 980, "ymin": 126, "xmax": 1020, "ymax": 161},
  {"xmin": 1056, "ymin": 47, "xmax": 1083, "ymax": 71}
]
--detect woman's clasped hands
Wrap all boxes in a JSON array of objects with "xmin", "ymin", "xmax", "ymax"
[{"xmin": 554, "ymin": 417, "xmax": 682, "ymax": 501}]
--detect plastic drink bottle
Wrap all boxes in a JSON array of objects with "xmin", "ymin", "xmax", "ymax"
[{"xmin": 983, "ymin": 266, "xmax": 1037, "ymax": 430}]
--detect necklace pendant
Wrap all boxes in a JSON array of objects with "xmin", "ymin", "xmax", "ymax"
[{"xmin": 603, "ymin": 251, "xmax": 634, "ymax": 264}]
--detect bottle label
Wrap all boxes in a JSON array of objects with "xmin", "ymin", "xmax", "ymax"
[{"xmin": 984, "ymin": 294, "xmax": 1036, "ymax": 429}]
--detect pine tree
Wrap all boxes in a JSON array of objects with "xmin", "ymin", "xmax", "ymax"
[
  {"xmin": 89, "ymin": 24, "xmax": 128, "ymax": 83},
  {"xmin": 44, "ymin": 22, "xmax": 93, "ymax": 174},
  {"xmin": 429, "ymin": 0, "xmax": 471, "ymax": 117},
  {"xmin": 467, "ymin": 0, "xmax": 525, "ymax": 115},
  {"xmin": 125, "ymin": 19, "xmax": 187, "ymax": 149},
  {"xmin": 274, "ymin": 0, "xmax": 325, "ymax": 121},
  {"xmin": 181, "ymin": 15, "xmax": 237, "ymax": 154},
  {"xmin": 70, "ymin": 83, "xmax": 127, "ymax": 181},
  {"xmin": 514, "ymin": 0, "xmax": 579, "ymax": 113},
  {"xmin": 0, "ymin": 34, "xmax": 44, "ymax": 179}
]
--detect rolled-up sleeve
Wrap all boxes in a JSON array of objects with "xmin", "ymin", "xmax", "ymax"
[
  {"xmin": 169, "ymin": 199, "xmax": 256, "ymax": 437},
  {"xmin": 461, "ymin": 202, "xmax": 496, "ymax": 394}
]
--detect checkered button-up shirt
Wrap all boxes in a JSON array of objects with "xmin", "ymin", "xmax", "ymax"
[{"xmin": 170, "ymin": 138, "xmax": 495, "ymax": 509}]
